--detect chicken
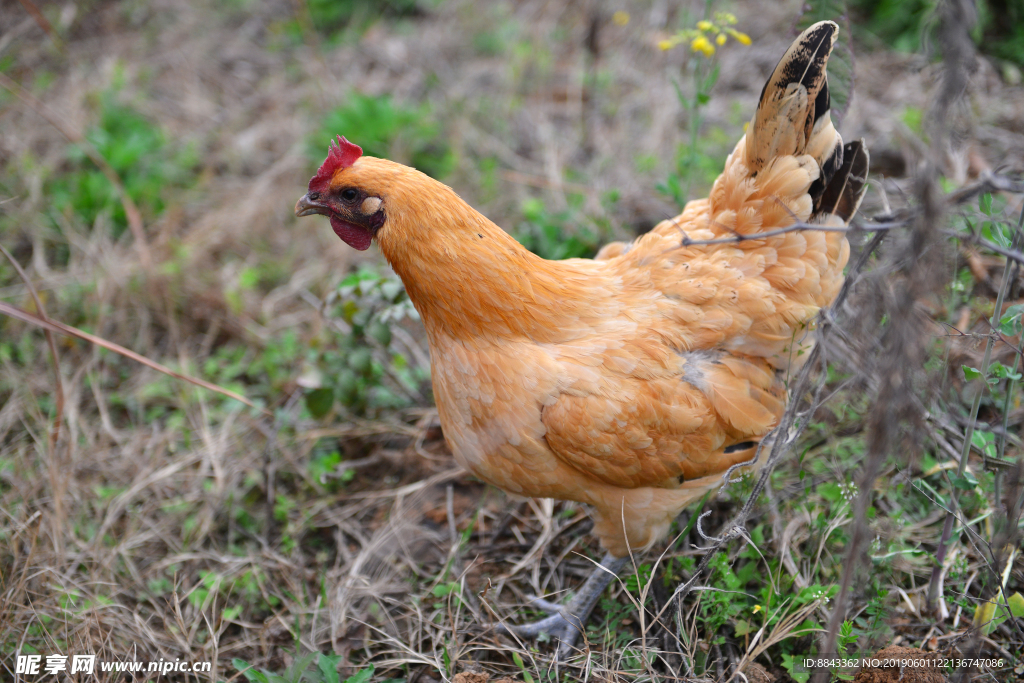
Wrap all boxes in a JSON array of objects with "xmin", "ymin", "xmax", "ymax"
[{"xmin": 295, "ymin": 20, "xmax": 868, "ymax": 656}]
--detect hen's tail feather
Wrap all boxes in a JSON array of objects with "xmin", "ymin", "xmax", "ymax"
[
  {"xmin": 814, "ymin": 140, "xmax": 869, "ymax": 223},
  {"xmin": 746, "ymin": 20, "xmax": 843, "ymax": 202},
  {"xmin": 807, "ymin": 85, "xmax": 844, "ymax": 213}
]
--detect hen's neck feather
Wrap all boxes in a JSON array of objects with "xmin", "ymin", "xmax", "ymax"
[{"xmin": 374, "ymin": 169, "xmax": 609, "ymax": 342}]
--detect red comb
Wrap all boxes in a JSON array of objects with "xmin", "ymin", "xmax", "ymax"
[{"xmin": 309, "ymin": 135, "xmax": 362, "ymax": 192}]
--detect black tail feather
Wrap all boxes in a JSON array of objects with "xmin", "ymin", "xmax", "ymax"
[{"xmin": 815, "ymin": 140, "xmax": 869, "ymax": 222}]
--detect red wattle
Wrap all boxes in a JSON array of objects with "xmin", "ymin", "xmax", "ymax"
[{"xmin": 329, "ymin": 215, "xmax": 372, "ymax": 251}]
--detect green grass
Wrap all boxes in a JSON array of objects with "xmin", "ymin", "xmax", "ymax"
[{"xmin": 47, "ymin": 88, "xmax": 198, "ymax": 241}]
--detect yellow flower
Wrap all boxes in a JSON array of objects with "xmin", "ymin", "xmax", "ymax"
[
  {"xmin": 691, "ymin": 35, "xmax": 715, "ymax": 56},
  {"xmin": 716, "ymin": 33, "xmax": 727, "ymax": 45},
  {"xmin": 752, "ymin": 605, "xmax": 762, "ymax": 614},
  {"xmin": 728, "ymin": 28, "xmax": 752, "ymax": 46},
  {"xmin": 697, "ymin": 20, "xmax": 714, "ymax": 32},
  {"xmin": 613, "ymin": 11, "xmax": 630, "ymax": 26},
  {"xmin": 658, "ymin": 39, "xmax": 674, "ymax": 51}
]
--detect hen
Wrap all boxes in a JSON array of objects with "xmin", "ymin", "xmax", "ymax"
[{"xmin": 296, "ymin": 21, "xmax": 868, "ymax": 656}]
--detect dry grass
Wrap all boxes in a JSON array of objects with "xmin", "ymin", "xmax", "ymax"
[{"xmin": 2, "ymin": 0, "xmax": 1023, "ymax": 682}]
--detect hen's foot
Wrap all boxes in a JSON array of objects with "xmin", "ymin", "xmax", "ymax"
[{"xmin": 494, "ymin": 553, "xmax": 628, "ymax": 659}]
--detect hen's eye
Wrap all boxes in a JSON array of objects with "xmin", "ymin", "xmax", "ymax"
[{"xmin": 341, "ymin": 188, "xmax": 359, "ymax": 202}]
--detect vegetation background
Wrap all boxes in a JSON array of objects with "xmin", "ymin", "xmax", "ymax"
[{"xmin": 1, "ymin": 0, "xmax": 1022, "ymax": 681}]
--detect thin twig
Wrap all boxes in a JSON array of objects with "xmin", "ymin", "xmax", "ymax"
[
  {"xmin": 16, "ymin": 0, "xmax": 64, "ymax": 51},
  {"xmin": 676, "ymin": 172, "xmax": 1022, "ymax": 249},
  {"xmin": 678, "ymin": 219, "xmax": 894, "ymax": 247},
  {"xmin": 0, "ymin": 300, "xmax": 262, "ymax": 413}
]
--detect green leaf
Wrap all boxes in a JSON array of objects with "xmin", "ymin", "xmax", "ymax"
[
  {"xmin": 239, "ymin": 266, "xmax": 260, "ymax": 290},
  {"xmin": 1008, "ymin": 592, "xmax": 1024, "ymax": 618},
  {"xmin": 318, "ymin": 653, "xmax": 342, "ymax": 683},
  {"xmin": 782, "ymin": 653, "xmax": 810, "ymax": 683},
  {"xmin": 733, "ymin": 618, "xmax": 753, "ymax": 636},
  {"xmin": 999, "ymin": 303, "xmax": 1024, "ymax": 335},
  {"xmin": 983, "ymin": 220, "xmax": 1013, "ymax": 249},
  {"xmin": 441, "ymin": 647, "xmax": 451, "ymax": 678},
  {"xmin": 432, "ymin": 581, "xmax": 459, "ymax": 598},
  {"xmin": 344, "ymin": 665, "xmax": 374, "ymax": 683},
  {"xmin": 974, "ymin": 599, "xmax": 998, "ymax": 633},
  {"xmin": 970, "ymin": 430, "xmax": 996, "ymax": 457},
  {"xmin": 367, "ymin": 320, "xmax": 392, "ymax": 346},
  {"xmin": 340, "ymin": 273, "xmax": 362, "ymax": 288},
  {"xmin": 988, "ymin": 361, "xmax": 1021, "ymax": 381},
  {"xmin": 980, "ymin": 192, "xmax": 993, "ymax": 216},
  {"xmin": 380, "ymin": 280, "xmax": 404, "ymax": 302},
  {"xmin": 962, "ymin": 365, "xmax": 983, "ymax": 381},
  {"xmin": 817, "ymin": 482, "xmax": 842, "ymax": 503},
  {"xmin": 188, "ymin": 588, "xmax": 210, "ymax": 609},
  {"xmin": 233, "ymin": 659, "xmax": 270, "ymax": 683},
  {"xmin": 305, "ymin": 387, "xmax": 334, "ymax": 418},
  {"xmin": 348, "ymin": 348, "xmax": 374, "ymax": 374},
  {"xmin": 1005, "ymin": 304, "xmax": 1024, "ymax": 320},
  {"xmin": 951, "ymin": 475, "xmax": 978, "ymax": 491}
]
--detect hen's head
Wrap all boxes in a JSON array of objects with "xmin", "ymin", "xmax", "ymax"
[{"xmin": 295, "ymin": 135, "xmax": 390, "ymax": 251}]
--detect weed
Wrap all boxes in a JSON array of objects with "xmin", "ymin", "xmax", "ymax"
[
  {"xmin": 622, "ymin": 562, "xmax": 653, "ymax": 598},
  {"xmin": 855, "ymin": 582, "xmax": 893, "ymax": 646},
  {"xmin": 47, "ymin": 87, "xmax": 198, "ymax": 241},
  {"xmin": 585, "ymin": 594, "xmax": 637, "ymax": 651},
  {"xmin": 513, "ymin": 195, "xmax": 607, "ymax": 260},
  {"xmin": 307, "ymin": 0, "xmax": 420, "ymax": 37},
  {"xmin": 656, "ymin": 10, "xmax": 751, "ymax": 208},
  {"xmin": 234, "ymin": 652, "xmax": 386, "ymax": 683},
  {"xmin": 306, "ymin": 267, "xmax": 430, "ymax": 419}
]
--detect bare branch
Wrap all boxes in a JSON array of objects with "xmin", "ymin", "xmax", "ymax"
[
  {"xmin": 0, "ymin": 300, "xmax": 263, "ymax": 413},
  {"xmin": 676, "ymin": 172, "xmax": 1022, "ymax": 249}
]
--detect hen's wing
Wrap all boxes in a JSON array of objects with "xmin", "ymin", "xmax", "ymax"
[{"xmin": 543, "ymin": 348, "xmax": 784, "ymax": 490}]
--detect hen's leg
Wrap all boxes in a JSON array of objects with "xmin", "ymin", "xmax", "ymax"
[{"xmin": 496, "ymin": 553, "xmax": 628, "ymax": 658}]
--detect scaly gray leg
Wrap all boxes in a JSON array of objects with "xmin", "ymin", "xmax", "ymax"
[{"xmin": 495, "ymin": 553, "xmax": 629, "ymax": 659}]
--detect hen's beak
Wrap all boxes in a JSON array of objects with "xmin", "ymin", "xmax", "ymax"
[{"xmin": 295, "ymin": 193, "xmax": 326, "ymax": 218}]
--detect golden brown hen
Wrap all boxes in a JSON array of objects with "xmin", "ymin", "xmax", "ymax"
[{"xmin": 295, "ymin": 20, "xmax": 868, "ymax": 655}]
